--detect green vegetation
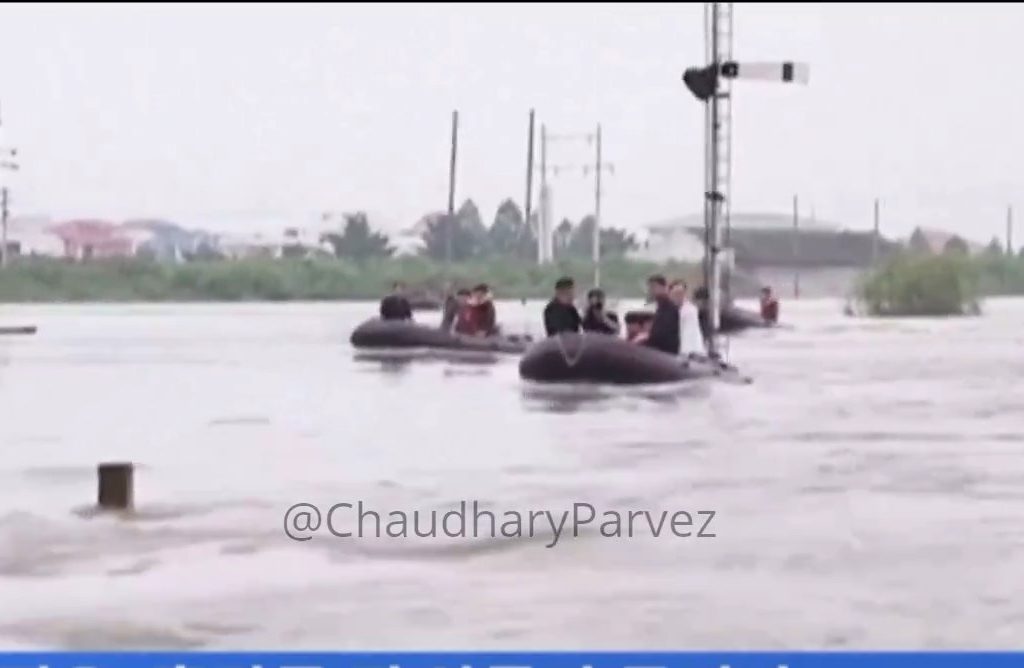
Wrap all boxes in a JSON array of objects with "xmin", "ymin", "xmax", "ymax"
[
  {"xmin": 0, "ymin": 197, "xmax": 682, "ymax": 303},
  {"xmin": 0, "ymin": 256, "xmax": 706, "ymax": 303},
  {"xmin": 333, "ymin": 198, "xmax": 640, "ymax": 262},
  {"xmin": 858, "ymin": 254, "xmax": 982, "ymax": 317},
  {"xmin": 856, "ymin": 240, "xmax": 1024, "ymax": 317}
]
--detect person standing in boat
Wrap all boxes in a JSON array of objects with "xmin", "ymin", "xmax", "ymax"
[
  {"xmin": 439, "ymin": 283, "xmax": 459, "ymax": 331},
  {"xmin": 379, "ymin": 281, "xmax": 413, "ymax": 321},
  {"xmin": 444, "ymin": 288, "xmax": 472, "ymax": 332},
  {"xmin": 581, "ymin": 288, "xmax": 620, "ymax": 335},
  {"xmin": 543, "ymin": 277, "xmax": 582, "ymax": 336},
  {"xmin": 759, "ymin": 286, "xmax": 780, "ymax": 324},
  {"xmin": 692, "ymin": 286, "xmax": 713, "ymax": 349},
  {"xmin": 468, "ymin": 284, "xmax": 498, "ymax": 336},
  {"xmin": 635, "ymin": 275, "xmax": 680, "ymax": 355},
  {"xmin": 670, "ymin": 280, "xmax": 706, "ymax": 357}
]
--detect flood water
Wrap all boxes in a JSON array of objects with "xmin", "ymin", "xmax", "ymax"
[{"xmin": 1, "ymin": 298, "xmax": 1023, "ymax": 649}]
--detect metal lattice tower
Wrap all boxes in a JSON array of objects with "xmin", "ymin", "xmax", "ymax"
[
  {"xmin": 706, "ymin": 3, "xmax": 734, "ymax": 257},
  {"xmin": 684, "ymin": 3, "xmax": 808, "ymax": 358}
]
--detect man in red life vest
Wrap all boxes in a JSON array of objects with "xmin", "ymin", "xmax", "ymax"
[
  {"xmin": 455, "ymin": 284, "xmax": 498, "ymax": 336},
  {"xmin": 468, "ymin": 283, "xmax": 498, "ymax": 336},
  {"xmin": 759, "ymin": 286, "xmax": 780, "ymax": 324},
  {"xmin": 450, "ymin": 289, "xmax": 475, "ymax": 334}
]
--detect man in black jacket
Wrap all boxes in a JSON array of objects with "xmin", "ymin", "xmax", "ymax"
[
  {"xmin": 639, "ymin": 274, "xmax": 680, "ymax": 355},
  {"xmin": 581, "ymin": 288, "xmax": 620, "ymax": 335},
  {"xmin": 379, "ymin": 281, "xmax": 413, "ymax": 321},
  {"xmin": 543, "ymin": 277, "xmax": 582, "ymax": 336}
]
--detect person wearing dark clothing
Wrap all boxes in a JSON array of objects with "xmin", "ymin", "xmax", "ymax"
[
  {"xmin": 640, "ymin": 275, "xmax": 680, "ymax": 356},
  {"xmin": 581, "ymin": 288, "xmax": 620, "ymax": 335},
  {"xmin": 466, "ymin": 284, "xmax": 498, "ymax": 336},
  {"xmin": 441, "ymin": 288, "xmax": 471, "ymax": 332},
  {"xmin": 379, "ymin": 281, "xmax": 413, "ymax": 321},
  {"xmin": 624, "ymin": 312, "xmax": 652, "ymax": 342},
  {"xmin": 759, "ymin": 286, "xmax": 780, "ymax": 324},
  {"xmin": 543, "ymin": 277, "xmax": 582, "ymax": 336}
]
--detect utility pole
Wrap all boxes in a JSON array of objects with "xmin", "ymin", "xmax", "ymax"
[
  {"xmin": 586, "ymin": 124, "xmax": 614, "ymax": 288},
  {"xmin": 538, "ymin": 124, "xmax": 549, "ymax": 263},
  {"xmin": 0, "ymin": 102, "xmax": 19, "ymax": 269},
  {"xmin": 792, "ymin": 194, "xmax": 800, "ymax": 299},
  {"xmin": 872, "ymin": 197, "xmax": 880, "ymax": 265},
  {"xmin": 1007, "ymin": 205, "xmax": 1014, "ymax": 255},
  {"xmin": 445, "ymin": 110, "xmax": 459, "ymax": 269},
  {"xmin": 524, "ymin": 109, "xmax": 535, "ymax": 258},
  {"xmin": 535, "ymin": 122, "xmax": 612, "ymax": 275},
  {"xmin": 593, "ymin": 125, "xmax": 602, "ymax": 286},
  {"xmin": 1, "ymin": 187, "xmax": 8, "ymax": 269}
]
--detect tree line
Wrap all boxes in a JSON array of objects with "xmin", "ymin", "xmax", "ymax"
[{"xmin": 322, "ymin": 198, "xmax": 639, "ymax": 262}]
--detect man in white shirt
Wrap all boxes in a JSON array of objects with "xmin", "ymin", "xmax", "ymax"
[{"xmin": 669, "ymin": 280, "xmax": 706, "ymax": 357}]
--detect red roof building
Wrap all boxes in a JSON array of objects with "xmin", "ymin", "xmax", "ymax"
[{"xmin": 49, "ymin": 220, "xmax": 134, "ymax": 260}]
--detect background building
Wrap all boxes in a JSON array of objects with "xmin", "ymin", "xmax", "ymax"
[{"xmin": 631, "ymin": 211, "xmax": 904, "ymax": 297}]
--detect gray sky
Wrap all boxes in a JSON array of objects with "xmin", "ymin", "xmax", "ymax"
[{"xmin": 0, "ymin": 3, "xmax": 1019, "ymax": 241}]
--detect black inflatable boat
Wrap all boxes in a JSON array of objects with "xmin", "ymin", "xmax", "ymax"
[
  {"xmin": 720, "ymin": 305, "xmax": 771, "ymax": 333},
  {"xmin": 350, "ymin": 318, "xmax": 532, "ymax": 354},
  {"xmin": 625, "ymin": 306, "xmax": 771, "ymax": 334},
  {"xmin": 408, "ymin": 297, "xmax": 442, "ymax": 311},
  {"xmin": 0, "ymin": 325, "xmax": 37, "ymax": 336},
  {"xmin": 518, "ymin": 333, "xmax": 723, "ymax": 385}
]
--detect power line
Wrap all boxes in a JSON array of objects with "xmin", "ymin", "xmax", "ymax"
[{"xmin": 534, "ymin": 123, "xmax": 613, "ymax": 285}]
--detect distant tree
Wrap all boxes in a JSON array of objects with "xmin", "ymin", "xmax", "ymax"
[
  {"xmin": 985, "ymin": 236, "xmax": 1005, "ymax": 256},
  {"xmin": 456, "ymin": 199, "xmax": 488, "ymax": 248},
  {"xmin": 183, "ymin": 241, "xmax": 225, "ymax": 262},
  {"xmin": 487, "ymin": 199, "xmax": 536, "ymax": 259},
  {"xmin": 554, "ymin": 219, "xmax": 574, "ymax": 259},
  {"xmin": 942, "ymin": 235, "xmax": 969, "ymax": 256},
  {"xmin": 566, "ymin": 215, "xmax": 639, "ymax": 259},
  {"xmin": 907, "ymin": 228, "xmax": 932, "ymax": 254},
  {"xmin": 322, "ymin": 212, "xmax": 393, "ymax": 260},
  {"xmin": 281, "ymin": 244, "xmax": 310, "ymax": 259},
  {"xmin": 419, "ymin": 199, "xmax": 489, "ymax": 261}
]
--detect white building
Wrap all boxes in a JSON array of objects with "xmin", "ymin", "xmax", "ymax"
[
  {"xmin": 628, "ymin": 224, "xmax": 706, "ymax": 263},
  {"xmin": 630, "ymin": 211, "xmax": 840, "ymax": 265},
  {"xmin": 5, "ymin": 216, "xmax": 64, "ymax": 257}
]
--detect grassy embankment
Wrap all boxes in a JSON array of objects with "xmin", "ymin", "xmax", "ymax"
[
  {"xmin": 0, "ymin": 256, "xmax": 712, "ymax": 303},
  {"xmin": 856, "ymin": 253, "xmax": 1024, "ymax": 317}
]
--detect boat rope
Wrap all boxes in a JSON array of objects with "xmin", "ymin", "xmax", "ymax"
[{"xmin": 554, "ymin": 333, "xmax": 588, "ymax": 368}]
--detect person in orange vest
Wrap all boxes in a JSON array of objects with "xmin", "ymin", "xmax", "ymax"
[{"xmin": 759, "ymin": 286, "xmax": 780, "ymax": 324}]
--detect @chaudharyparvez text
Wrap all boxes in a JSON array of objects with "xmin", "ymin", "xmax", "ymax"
[{"xmin": 283, "ymin": 500, "xmax": 716, "ymax": 547}]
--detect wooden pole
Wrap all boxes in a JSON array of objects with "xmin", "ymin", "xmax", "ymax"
[
  {"xmin": 872, "ymin": 198, "xmax": 880, "ymax": 265},
  {"xmin": 1007, "ymin": 205, "xmax": 1014, "ymax": 255},
  {"xmin": 524, "ymin": 109, "xmax": 535, "ymax": 258},
  {"xmin": 539, "ymin": 124, "xmax": 548, "ymax": 263},
  {"xmin": 1, "ymin": 187, "xmax": 8, "ymax": 269},
  {"xmin": 592, "ymin": 123, "xmax": 602, "ymax": 287},
  {"xmin": 97, "ymin": 462, "xmax": 134, "ymax": 511},
  {"xmin": 445, "ymin": 110, "xmax": 459, "ymax": 267},
  {"xmin": 792, "ymin": 194, "xmax": 800, "ymax": 299}
]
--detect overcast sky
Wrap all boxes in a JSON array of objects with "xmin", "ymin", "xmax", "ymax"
[{"xmin": 0, "ymin": 3, "xmax": 1019, "ymax": 241}]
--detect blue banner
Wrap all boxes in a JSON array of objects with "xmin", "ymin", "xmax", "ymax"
[{"xmin": 0, "ymin": 653, "xmax": 1022, "ymax": 668}]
